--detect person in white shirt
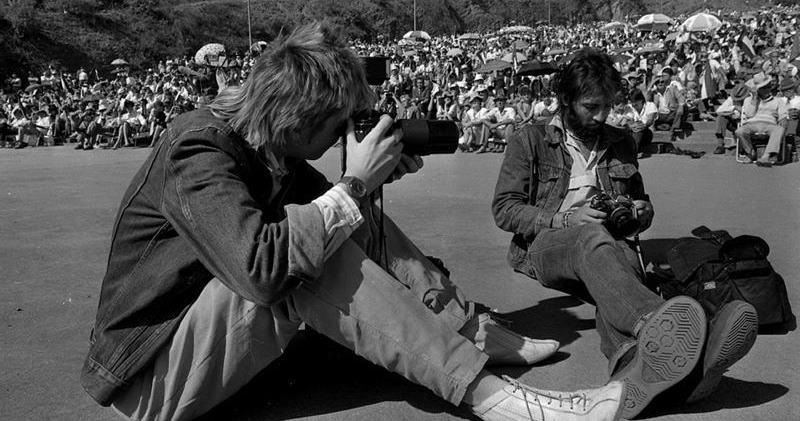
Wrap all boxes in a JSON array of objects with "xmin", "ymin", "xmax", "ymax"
[
  {"xmin": 629, "ymin": 91, "xmax": 658, "ymax": 157},
  {"xmin": 735, "ymin": 73, "xmax": 789, "ymax": 166},
  {"xmin": 460, "ymin": 94, "xmax": 489, "ymax": 152},
  {"xmin": 778, "ymin": 77, "xmax": 800, "ymax": 142},
  {"xmin": 713, "ymin": 83, "xmax": 749, "ymax": 154},
  {"xmin": 482, "ymin": 93, "xmax": 516, "ymax": 153}
]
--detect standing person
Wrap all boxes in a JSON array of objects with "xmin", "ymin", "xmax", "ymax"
[
  {"xmin": 492, "ymin": 49, "xmax": 757, "ymax": 419},
  {"xmin": 80, "ymin": 24, "xmax": 624, "ymax": 421}
]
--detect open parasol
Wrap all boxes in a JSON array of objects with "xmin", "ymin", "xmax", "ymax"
[
  {"xmin": 498, "ymin": 25, "xmax": 534, "ymax": 34},
  {"xmin": 601, "ymin": 21, "xmax": 626, "ymax": 31},
  {"xmin": 195, "ymin": 43, "xmax": 227, "ymax": 67},
  {"xmin": 636, "ymin": 13, "xmax": 672, "ymax": 31},
  {"xmin": 458, "ymin": 33, "xmax": 481, "ymax": 41},
  {"xmin": 110, "ymin": 58, "xmax": 128, "ymax": 66},
  {"xmin": 516, "ymin": 60, "xmax": 558, "ymax": 77},
  {"xmin": 403, "ymin": 30, "xmax": 431, "ymax": 41},
  {"xmin": 682, "ymin": 13, "xmax": 722, "ymax": 32},
  {"xmin": 476, "ymin": 59, "xmax": 511, "ymax": 73}
]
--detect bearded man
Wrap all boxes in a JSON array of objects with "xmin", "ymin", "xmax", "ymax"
[{"xmin": 491, "ymin": 49, "xmax": 757, "ymax": 419}]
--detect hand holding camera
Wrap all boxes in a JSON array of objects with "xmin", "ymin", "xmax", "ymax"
[
  {"xmin": 589, "ymin": 192, "xmax": 643, "ymax": 237},
  {"xmin": 344, "ymin": 115, "xmax": 404, "ymax": 195}
]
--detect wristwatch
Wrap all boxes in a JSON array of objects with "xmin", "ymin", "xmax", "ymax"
[{"xmin": 338, "ymin": 176, "xmax": 367, "ymax": 202}]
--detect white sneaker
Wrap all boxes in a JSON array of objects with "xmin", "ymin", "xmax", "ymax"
[
  {"xmin": 473, "ymin": 376, "xmax": 624, "ymax": 421},
  {"xmin": 461, "ymin": 313, "xmax": 560, "ymax": 366}
]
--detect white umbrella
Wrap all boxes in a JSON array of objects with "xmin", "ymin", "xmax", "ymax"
[
  {"xmin": 195, "ymin": 43, "xmax": 227, "ymax": 67},
  {"xmin": 403, "ymin": 30, "xmax": 431, "ymax": 41},
  {"xmin": 458, "ymin": 33, "xmax": 481, "ymax": 41},
  {"xmin": 110, "ymin": 58, "xmax": 128, "ymax": 66},
  {"xmin": 601, "ymin": 21, "xmax": 625, "ymax": 31},
  {"xmin": 682, "ymin": 13, "xmax": 722, "ymax": 32},
  {"xmin": 498, "ymin": 25, "xmax": 534, "ymax": 34},
  {"xmin": 636, "ymin": 13, "xmax": 672, "ymax": 31}
]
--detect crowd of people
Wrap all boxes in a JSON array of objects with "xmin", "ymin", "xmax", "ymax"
[{"xmin": 2, "ymin": 6, "xmax": 800, "ymax": 164}]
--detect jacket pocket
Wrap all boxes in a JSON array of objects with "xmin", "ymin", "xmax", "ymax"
[{"xmin": 608, "ymin": 163, "xmax": 638, "ymax": 179}]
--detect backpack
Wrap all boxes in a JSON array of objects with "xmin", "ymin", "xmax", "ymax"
[{"xmin": 654, "ymin": 226, "xmax": 794, "ymax": 328}]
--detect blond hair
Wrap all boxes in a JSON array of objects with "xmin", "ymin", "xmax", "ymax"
[{"xmin": 210, "ymin": 22, "xmax": 375, "ymax": 155}]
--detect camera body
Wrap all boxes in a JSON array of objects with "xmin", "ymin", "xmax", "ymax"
[
  {"xmin": 357, "ymin": 57, "xmax": 458, "ymax": 155},
  {"xmin": 589, "ymin": 192, "xmax": 641, "ymax": 238}
]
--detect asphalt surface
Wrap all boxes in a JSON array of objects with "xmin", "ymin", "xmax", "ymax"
[{"xmin": 1, "ymin": 126, "xmax": 798, "ymax": 421}]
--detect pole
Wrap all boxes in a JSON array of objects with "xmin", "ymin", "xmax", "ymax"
[
  {"xmin": 413, "ymin": 0, "xmax": 417, "ymax": 31},
  {"xmin": 548, "ymin": 0, "xmax": 551, "ymax": 25},
  {"xmin": 246, "ymin": 0, "xmax": 253, "ymax": 52}
]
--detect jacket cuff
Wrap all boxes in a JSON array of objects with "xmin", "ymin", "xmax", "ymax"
[{"xmin": 285, "ymin": 203, "xmax": 326, "ymax": 284}]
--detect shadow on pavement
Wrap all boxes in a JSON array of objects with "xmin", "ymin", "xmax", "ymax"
[
  {"xmin": 197, "ymin": 329, "xmax": 472, "ymax": 420},
  {"xmin": 643, "ymin": 376, "xmax": 789, "ymax": 418},
  {"xmin": 496, "ymin": 296, "xmax": 596, "ymax": 349}
]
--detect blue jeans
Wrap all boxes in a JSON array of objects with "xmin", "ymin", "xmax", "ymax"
[
  {"xmin": 527, "ymin": 224, "xmax": 664, "ymax": 360},
  {"xmin": 111, "ymin": 208, "xmax": 487, "ymax": 421}
]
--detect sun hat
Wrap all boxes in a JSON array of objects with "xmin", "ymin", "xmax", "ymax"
[
  {"xmin": 730, "ymin": 83, "xmax": 750, "ymax": 101},
  {"xmin": 746, "ymin": 72, "xmax": 773, "ymax": 90}
]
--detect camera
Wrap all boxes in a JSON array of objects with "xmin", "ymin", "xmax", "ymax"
[
  {"xmin": 356, "ymin": 57, "xmax": 458, "ymax": 156},
  {"xmin": 589, "ymin": 192, "xmax": 641, "ymax": 238}
]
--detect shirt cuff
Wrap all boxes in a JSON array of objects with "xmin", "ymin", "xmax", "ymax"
[{"xmin": 311, "ymin": 185, "xmax": 364, "ymax": 260}]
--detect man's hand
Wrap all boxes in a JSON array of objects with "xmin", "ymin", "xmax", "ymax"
[
  {"xmin": 385, "ymin": 153, "xmax": 424, "ymax": 184},
  {"xmin": 569, "ymin": 203, "xmax": 607, "ymax": 226},
  {"xmin": 344, "ymin": 116, "xmax": 403, "ymax": 195},
  {"xmin": 630, "ymin": 121, "xmax": 645, "ymax": 132},
  {"xmin": 633, "ymin": 200, "xmax": 654, "ymax": 231}
]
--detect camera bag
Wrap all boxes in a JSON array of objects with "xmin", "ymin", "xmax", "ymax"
[{"xmin": 654, "ymin": 226, "xmax": 794, "ymax": 328}]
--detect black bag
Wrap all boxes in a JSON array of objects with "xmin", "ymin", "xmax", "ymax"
[{"xmin": 655, "ymin": 226, "xmax": 794, "ymax": 327}]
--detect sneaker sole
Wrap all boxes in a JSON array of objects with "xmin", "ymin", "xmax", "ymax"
[
  {"xmin": 614, "ymin": 296, "xmax": 707, "ymax": 419},
  {"xmin": 687, "ymin": 301, "xmax": 758, "ymax": 403}
]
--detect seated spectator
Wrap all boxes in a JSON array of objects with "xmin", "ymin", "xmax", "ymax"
[
  {"xmin": 459, "ymin": 94, "xmax": 489, "ymax": 152},
  {"xmin": 111, "ymin": 100, "xmax": 146, "ymax": 149},
  {"xmin": 778, "ymin": 77, "xmax": 799, "ymax": 140},
  {"xmin": 735, "ymin": 73, "xmax": 788, "ymax": 166},
  {"xmin": 651, "ymin": 68, "xmax": 687, "ymax": 141},
  {"xmin": 513, "ymin": 87, "xmax": 534, "ymax": 127},
  {"xmin": 629, "ymin": 91, "xmax": 658, "ymax": 157},
  {"xmin": 482, "ymin": 93, "xmax": 516, "ymax": 153},
  {"xmin": 713, "ymin": 83, "xmax": 749, "ymax": 154},
  {"xmin": 9, "ymin": 107, "xmax": 35, "ymax": 148},
  {"xmin": 147, "ymin": 100, "xmax": 167, "ymax": 147}
]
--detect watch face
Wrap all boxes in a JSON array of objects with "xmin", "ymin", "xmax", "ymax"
[{"xmin": 349, "ymin": 178, "xmax": 366, "ymax": 197}]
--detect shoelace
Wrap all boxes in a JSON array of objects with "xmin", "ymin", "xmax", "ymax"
[{"xmin": 503, "ymin": 376, "xmax": 591, "ymax": 417}]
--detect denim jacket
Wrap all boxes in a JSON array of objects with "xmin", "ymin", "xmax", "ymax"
[
  {"xmin": 81, "ymin": 109, "xmax": 332, "ymax": 405},
  {"xmin": 492, "ymin": 117, "xmax": 648, "ymax": 278}
]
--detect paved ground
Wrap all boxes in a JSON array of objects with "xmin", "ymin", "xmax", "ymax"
[{"xmin": 1, "ymin": 126, "xmax": 798, "ymax": 421}]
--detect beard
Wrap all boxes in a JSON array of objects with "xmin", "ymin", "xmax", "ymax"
[{"xmin": 562, "ymin": 106, "xmax": 602, "ymax": 140}]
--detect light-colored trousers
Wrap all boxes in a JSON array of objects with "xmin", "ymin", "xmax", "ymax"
[
  {"xmin": 735, "ymin": 121, "xmax": 785, "ymax": 157},
  {"xmin": 111, "ymin": 210, "xmax": 487, "ymax": 421}
]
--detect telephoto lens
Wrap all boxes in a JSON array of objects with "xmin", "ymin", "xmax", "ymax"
[{"xmin": 352, "ymin": 109, "xmax": 459, "ymax": 155}]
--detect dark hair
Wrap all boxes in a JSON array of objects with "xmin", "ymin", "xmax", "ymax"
[
  {"xmin": 630, "ymin": 90, "xmax": 646, "ymax": 103},
  {"xmin": 553, "ymin": 48, "xmax": 622, "ymax": 107}
]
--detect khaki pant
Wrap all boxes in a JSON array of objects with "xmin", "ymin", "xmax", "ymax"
[{"xmin": 111, "ymin": 210, "xmax": 487, "ymax": 421}]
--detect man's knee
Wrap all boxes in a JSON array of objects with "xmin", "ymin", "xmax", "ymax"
[{"xmin": 575, "ymin": 223, "xmax": 616, "ymax": 249}]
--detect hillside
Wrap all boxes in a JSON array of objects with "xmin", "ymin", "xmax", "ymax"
[{"xmin": 0, "ymin": 0, "xmax": 790, "ymax": 78}]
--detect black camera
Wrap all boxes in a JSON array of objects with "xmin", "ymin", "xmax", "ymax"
[
  {"xmin": 589, "ymin": 192, "xmax": 641, "ymax": 238},
  {"xmin": 356, "ymin": 57, "xmax": 459, "ymax": 156}
]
